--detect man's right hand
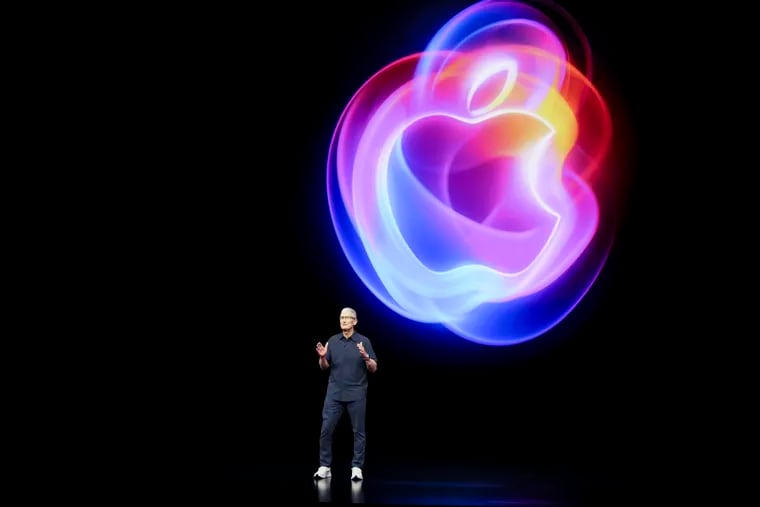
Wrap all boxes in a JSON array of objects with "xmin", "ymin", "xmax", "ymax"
[{"xmin": 316, "ymin": 342, "xmax": 328, "ymax": 357}]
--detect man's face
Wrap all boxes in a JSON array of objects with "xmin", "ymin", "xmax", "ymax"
[{"xmin": 340, "ymin": 312, "xmax": 356, "ymax": 330}]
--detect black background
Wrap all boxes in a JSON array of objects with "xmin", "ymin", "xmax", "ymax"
[{"xmin": 148, "ymin": 0, "xmax": 699, "ymax": 477}]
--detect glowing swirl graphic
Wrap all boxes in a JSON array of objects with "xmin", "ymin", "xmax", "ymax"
[{"xmin": 327, "ymin": 0, "xmax": 615, "ymax": 345}]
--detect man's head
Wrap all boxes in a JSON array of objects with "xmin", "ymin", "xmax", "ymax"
[{"xmin": 340, "ymin": 307, "xmax": 357, "ymax": 333}]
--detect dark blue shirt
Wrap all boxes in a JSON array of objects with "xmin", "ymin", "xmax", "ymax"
[{"xmin": 324, "ymin": 331, "xmax": 377, "ymax": 401}]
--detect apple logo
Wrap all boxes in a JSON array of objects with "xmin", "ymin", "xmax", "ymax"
[{"xmin": 327, "ymin": 1, "xmax": 616, "ymax": 346}]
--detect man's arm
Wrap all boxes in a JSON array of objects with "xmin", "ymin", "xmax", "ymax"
[
  {"xmin": 357, "ymin": 339, "xmax": 377, "ymax": 373},
  {"xmin": 364, "ymin": 356, "xmax": 377, "ymax": 373},
  {"xmin": 316, "ymin": 341, "xmax": 330, "ymax": 369}
]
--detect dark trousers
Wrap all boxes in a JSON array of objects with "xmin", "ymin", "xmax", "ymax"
[{"xmin": 319, "ymin": 395, "xmax": 367, "ymax": 468}]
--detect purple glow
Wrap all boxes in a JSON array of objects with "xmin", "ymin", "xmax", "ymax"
[{"xmin": 327, "ymin": 0, "xmax": 617, "ymax": 345}]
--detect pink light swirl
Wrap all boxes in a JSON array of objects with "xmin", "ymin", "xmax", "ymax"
[{"xmin": 327, "ymin": 0, "xmax": 616, "ymax": 345}]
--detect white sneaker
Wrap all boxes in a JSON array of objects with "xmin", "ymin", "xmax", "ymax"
[
  {"xmin": 314, "ymin": 466, "xmax": 331, "ymax": 479},
  {"xmin": 351, "ymin": 467, "xmax": 363, "ymax": 480}
]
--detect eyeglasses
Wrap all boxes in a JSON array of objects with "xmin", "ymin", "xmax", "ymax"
[{"xmin": 340, "ymin": 316, "xmax": 356, "ymax": 320}]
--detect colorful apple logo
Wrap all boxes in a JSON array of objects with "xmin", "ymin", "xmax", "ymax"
[{"xmin": 327, "ymin": 0, "xmax": 616, "ymax": 345}]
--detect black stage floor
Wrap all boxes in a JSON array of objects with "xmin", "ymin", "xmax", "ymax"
[{"xmin": 222, "ymin": 462, "xmax": 640, "ymax": 506}]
